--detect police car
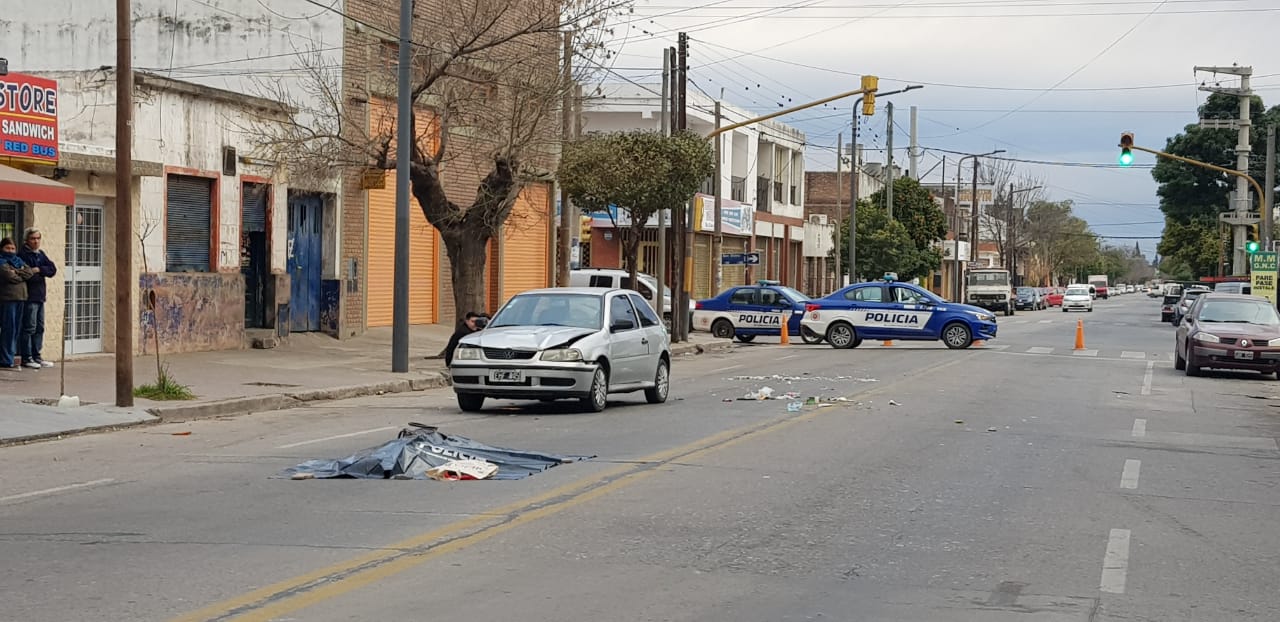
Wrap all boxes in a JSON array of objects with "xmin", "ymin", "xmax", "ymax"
[
  {"xmin": 801, "ymin": 274, "xmax": 998, "ymax": 349},
  {"xmin": 692, "ymin": 281, "xmax": 824, "ymax": 343}
]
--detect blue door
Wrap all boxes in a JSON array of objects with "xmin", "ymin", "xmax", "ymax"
[
  {"xmin": 842, "ymin": 285, "xmax": 893, "ymax": 340},
  {"xmin": 884, "ymin": 284, "xmax": 939, "ymax": 340},
  {"xmin": 288, "ymin": 194, "xmax": 323, "ymax": 332}
]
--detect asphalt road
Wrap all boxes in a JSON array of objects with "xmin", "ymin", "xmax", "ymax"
[{"xmin": 2, "ymin": 293, "xmax": 1278, "ymax": 621}]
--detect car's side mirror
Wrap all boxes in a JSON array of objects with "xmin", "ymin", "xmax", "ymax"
[
  {"xmin": 611, "ymin": 320, "xmax": 636, "ymax": 332},
  {"xmin": 919, "ymin": 298, "xmax": 936, "ymax": 306}
]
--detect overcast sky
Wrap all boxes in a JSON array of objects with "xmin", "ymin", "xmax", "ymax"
[{"xmin": 597, "ymin": 0, "xmax": 1280, "ymax": 257}]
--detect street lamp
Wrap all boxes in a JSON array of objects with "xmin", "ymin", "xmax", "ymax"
[
  {"xmin": 952, "ymin": 149, "xmax": 1005, "ymax": 302},
  {"xmin": 847, "ymin": 84, "xmax": 923, "ymax": 283}
]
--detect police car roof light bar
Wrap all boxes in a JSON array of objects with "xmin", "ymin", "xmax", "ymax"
[{"xmin": 882, "ymin": 272, "xmax": 898, "ymax": 282}]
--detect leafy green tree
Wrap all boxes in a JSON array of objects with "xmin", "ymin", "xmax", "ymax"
[
  {"xmin": 1022, "ymin": 200, "xmax": 1098, "ymax": 285},
  {"xmin": 831, "ymin": 200, "xmax": 941, "ymax": 282},
  {"xmin": 1156, "ymin": 216, "xmax": 1222, "ymax": 278},
  {"xmin": 870, "ymin": 177, "xmax": 949, "ymax": 249},
  {"xmin": 559, "ymin": 130, "xmax": 714, "ymax": 285}
]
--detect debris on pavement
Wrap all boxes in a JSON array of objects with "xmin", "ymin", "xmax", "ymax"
[
  {"xmin": 987, "ymin": 427, "xmax": 999, "ymax": 432},
  {"xmin": 888, "ymin": 400, "xmax": 901, "ymax": 407},
  {"xmin": 787, "ymin": 402, "xmax": 803, "ymax": 412},
  {"xmin": 954, "ymin": 420, "xmax": 965, "ymax": 425},
  {"xmin": 281, "ymin": 423, "xmax": 592, "ymax": 481}
]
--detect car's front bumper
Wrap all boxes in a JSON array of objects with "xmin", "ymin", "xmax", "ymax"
[
  {"xmin": 450, "ymin": 362, "xmax": 598, "ymax": 399},
  {"xmin": 1015, "ymin": 300, "xmax": 1036, "ymax": 310},
  {"xmin": 974, "ymin": 320, "xmax": 998, "ymax": 340},
  {"xmin": 1063, "ymin": 300, "xmax": 1092, "ymax": 310},
  {"xmin": 1190, "ymin": 345, "xmax": 1280, "ymax": 372}
]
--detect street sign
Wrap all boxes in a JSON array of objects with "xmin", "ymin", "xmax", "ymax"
[
  {"xmin": 721, "ymin": 253, "xmax": 745, "ymax": 265},
  {"xmin": 744, "ymin": 252, "xmax": 761, "ymax": 265},
  {"xmin": 1250, "ymin": 252, "xmax": 1277, "ymax": 304}
]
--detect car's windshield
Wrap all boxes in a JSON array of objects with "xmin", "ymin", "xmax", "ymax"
[
  {"xmin": 1183, "ymin": 290, "xmax": 1207, "ymax": 301},
  {"xmin": 489, "ymin": 293, "xmax": 604, "ymax": 329},
  {"xmin": 778, "ymin": 286, "xmax": 810, "ymax": 302},
  {"xmin": 968, "ymin": 272, "xmax": 1010, "ymax": 287},
  {"xmin": 1066, "ymin": 288, "xmax": 1089, "ymax": 296},
  {"xmin": 1197, "ymin": 300, "xmax": 1280, "ymax": 325},
  {"xmin": 1017, "ymin": 287, "xmax": 1034, "ymax": 296}
]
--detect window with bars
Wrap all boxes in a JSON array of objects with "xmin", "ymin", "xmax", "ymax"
[
  {"xmin": 0, "ymin": 202, "xmax": 17, "ymax": 241},
  {"xmin": 65, "ymin": 205, "xmax": 103, "ymax": 267}
]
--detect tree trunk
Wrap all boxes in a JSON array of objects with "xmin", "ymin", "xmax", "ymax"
[
  {"xmin": 442, "ymin": 228, "xmax": 492, "ymax": 320},
  {"xmin": 624, "ymin": 222, "xmax": 644, "ymax": 291}
]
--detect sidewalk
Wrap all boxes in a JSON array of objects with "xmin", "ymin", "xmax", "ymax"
[{"xmin": 0, "ymin": 326, "xmax": 731, "ymax": 444}]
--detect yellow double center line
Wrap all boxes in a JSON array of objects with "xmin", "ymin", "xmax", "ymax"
[{"xmin": 173, "ymin": 353, "xmax": 975, "ymax": 622}]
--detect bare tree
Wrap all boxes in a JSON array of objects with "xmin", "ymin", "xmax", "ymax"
[{"xmin": 248, "ymin": 0, "xmax": 622, "ymax": 319}]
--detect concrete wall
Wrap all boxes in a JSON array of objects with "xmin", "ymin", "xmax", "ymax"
[
  {"xmin": 2, "ymin": 0, "xmax": 343, "ymax": 104},
  {"xmin": 139, "ymin": 273, "xmax": 245, "ymax": 354}
]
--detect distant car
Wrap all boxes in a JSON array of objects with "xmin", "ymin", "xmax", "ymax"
[
  {"xmin": 1015, "ymin": 286, "xmax": 1045, "ymax": 311},
  {"xmin": 801, "ymin": 280, "xmax": 998, "ymax": 349},
  {"xmin": 1214, "ymin": 281, "xmax": 1253, "ymax": 295},
  {"xmin": 1160, "ymin": 293, "xmax": 1180, "ymax": 323},
  {"xmin": 1045, "ymin": 288, "xmax": 1065, "ymax": 307},
  {"xmin": 1126, "ymin": 285, "xmax": 1136, "ymax": 294},
  {"xmin": 692, "ymin": 282, "xmax": 821, "ymax": 343},
  {"xmin": 1175, "ymin": 293, "xmax": 1280, "ymax": 378},
  {"xmin": 1173, "ymin": 288, "xmax": 1211, "ymax": 325},
  {"xmin": 450, "ymin": 288, "xmax": 671, "ymax": 413},
  {"xmin": 1062, "ymin": 285, "xmax": 1093, "ymax": 312}
]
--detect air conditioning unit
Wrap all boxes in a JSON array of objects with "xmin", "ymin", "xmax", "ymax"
[{"xmin": 808, "ymin": 214, "xmax": 828, "ymax": 225}]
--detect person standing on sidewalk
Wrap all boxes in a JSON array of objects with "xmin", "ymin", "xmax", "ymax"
[
  {"xmin": 0, "ymin": 238, "xmax": 34, "ymax": 371},
  {"xmin": 18, "ymin": 228, "xmax": 57, "ymax": 369}
]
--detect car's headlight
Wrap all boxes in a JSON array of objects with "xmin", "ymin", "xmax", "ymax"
[
  {"xmin": 455, "ymin": 346, "xmax": 481, "ymax": 360},
  {"xmin": 967, "ymin": 310, "xmax": 994, "ymax": 321},
  {"xmin": 1268, "ymin": 337, "xmax": 1280, "ymax": 347},
  {"xmin": 540, "ymin": 348, "xmax": 583, "ymax": 362},
  {"xmin": 1193, "ymin": 332, "xmax": 1220, "ymax": 343}
]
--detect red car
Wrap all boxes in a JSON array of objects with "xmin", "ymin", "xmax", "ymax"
[
  {"xmin": 1175, "ymin": 293, "xmax": 1280, "ymax": 378},
  {"xmin": 1045, "ymin": 288, "xmax": 1065, "ymax": 307}
]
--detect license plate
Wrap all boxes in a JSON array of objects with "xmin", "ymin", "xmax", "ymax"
[
  {"xmin": 489, "ymin": 370, "xmax": 524, "ymax": 383},
  {"xmin": 1234, "ymin": 350, "xmax": 1255, "ymax": 360}
]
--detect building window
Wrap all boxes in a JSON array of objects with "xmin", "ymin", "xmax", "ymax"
[
  {"xmin": 166, "ymin": 174, "xmax": 215, "ymax": 272},
  {"xmin": 757, "ymin": 176, "xmax": 772, "ymax": 212},
  {"xmin": 773, "ymin": 181, "xmax": 783, "ymax": 203},
  {"xmin": 789, "ymin": 185, "xmax": 798, "ymax": 205},
  {"xmin": 0, "ymin": 202, "xmax": 17, "ymax": 241},
  {"xmin": 730, "ymin": 176, "xmax": 746, "ymax": 202}
]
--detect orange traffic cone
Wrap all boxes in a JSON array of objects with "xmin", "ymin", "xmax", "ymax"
[
  {"xmin": 780, "ymin": 324, "xmax": 790, "ymax": 346},
  {"xmin": 972, "ymin": 339, "xmax": 985, "ymax": 347},
  {"xmin": 882, "ymin": 339, "xmax": 894, "ymax": 347},
  {"xmin": 1074, "ymin": 319, "xmax": 1086, "ymax": 350}
]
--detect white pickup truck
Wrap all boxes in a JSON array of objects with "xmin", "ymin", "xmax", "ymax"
[{"xmin": 966, "ymin": 269, "xmax": 1015, "ymax": 316}]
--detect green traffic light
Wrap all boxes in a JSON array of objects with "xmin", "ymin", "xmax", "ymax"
[
  {"xmin": 1246, "ymin": 241, "xmax": 1260, "ymax": 254},
  {"xmin": 1118, "ymin": 149, "xmax": 1134, "ymax": 166}
]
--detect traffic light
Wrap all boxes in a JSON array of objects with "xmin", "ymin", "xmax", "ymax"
[
  {"xmin": 1246, "ymin": 224, "xmax": 1261, "ymax": 254},
  {"xmin": 1118, "ymin": 132, "xmax": 1135, "ymax": 167},
  {"xmin": 860, "ymin": 75, "xmax": 878, "ymax": 116}
]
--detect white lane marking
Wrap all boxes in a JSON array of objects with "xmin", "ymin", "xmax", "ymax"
[
  {"xmin": 1038, "ymin": 319, "xmax": 1052, "ymax": 324},
  {"xmin": 979, "ymin": 344, "xmax": 1010, "ymax": 351},
  {"xmin": 1072, "ymin": 349, "xmax": 1099, "ymax": 357},
  {"xmin": 0, "ymin": 478, "xmax": 116, "ymax": 504},
  {"xmin": 1013, "ymin": 320, "xmax": 1029, "ymax": 324},
  {"xmin": 1132, "ymin": 419, "xmax": 1147, "ymax": 438},
  {"xmin": 1100, "ymin": 528, "xmax": 1131, "ymax": 594},
  {"xmin": 778, "ymin": 354, "xmax": 803, "ymax": 360},
  {"xmin": 1120, "ymin": 460, "xmax": 1141, "ymax": 489},
  {"xmin": 1141, "ymin": 361, "xmax": 1154, "ymax": 396},
  {"xmin": 720, "ymin": 364, "xmax": 744, "ymax": 372},
  {"xmin": 1121, "ymin": 351, "xmax": 1146, "ymax": 359},
  {"xmin": 1027, "ymin": 346, "xmax": 1054, "ymax": 354},
  {"xmin": 277, "ymin": 426, "xmax": 400, "ymax": 449}
]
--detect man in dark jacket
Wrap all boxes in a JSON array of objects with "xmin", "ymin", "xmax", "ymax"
[
  {"xmin": 18, "ymin": 228, "xmax": 57, "ymax": 369},
  {"xmin": 443, "ymin": 311, "xmax": 487, "ymax": 367}
]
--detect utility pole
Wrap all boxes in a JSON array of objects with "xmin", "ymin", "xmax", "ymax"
[
  {"xmin": 909, "ymin": 105, "xmax": 919, "ymax": 180},
  {"xmin": 885, "ymin": 102, "xmax": 895, "ymax": 220},
  {"xmin": 674, "ymin": 32, "xmax": 689, "ymax": 342},
  {"xmin": 390, "ymin": 0, "xmax": 412, "ymax": 373},
  {"xmin": 834, "ymin": 132, "xmax": 842, "ymax": 290},
  {"xmin": 969, "ymin": 157, "xmax": 980, "ymax": 263},
  {"xmin": 713, "ymin": 100, "xmax": 723, "ymax": 296},
  {"xmin": 848, "ymin": 101, "xmax": 860, "ymax": 285},
  {"xmin": 656, "ymin": 48, "xmax": 669, "ymax": 323},
  {"xmin": 556, "ymin": 31, "xmax": 574, "ymax": 289},
  {"xmin": 1196, "ymin": 65, "xmax": 1253, "ymax": 275},
  {"xmin": 115, "ymin": 0, "xmax": 135, "ymax": 406},
  {"xmin": 1265, "ymin": 125, "xmax": 1275, "ymax": 250}
]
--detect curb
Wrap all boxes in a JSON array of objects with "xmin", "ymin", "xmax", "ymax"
[
  {"xmin": 0, "ymin": 418, "xmax": 161, "ymax": 448},
  {"xmin": 148, "ymin": 372, "xmax": 451, "ymax": 422},
  {"xmin": 672, "ymin": 340, "xmax": 735, "ymax": 356}
]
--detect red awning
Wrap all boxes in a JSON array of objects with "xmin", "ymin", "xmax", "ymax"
[{"xmin": 0, "ymin": 163, "xmax": 75, "ymax": 205}]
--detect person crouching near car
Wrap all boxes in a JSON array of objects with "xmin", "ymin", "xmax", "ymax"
[
  {"xmin": 0, "ymin": 237, "xmax": 35, "ymax": 371},
  {"xmin": 18, "ymin": 228, "xmax": 56, "ymax": 369},
  {"xmin": 444, "ymin": 311, "xmax": 488, "ymax": 367}
]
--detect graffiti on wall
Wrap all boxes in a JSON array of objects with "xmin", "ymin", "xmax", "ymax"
[
  {"xmin": 139, "ymin": 272, "xmax": 246, "ymax": 354},
  {"xmin": 320, "ymin": 279, "xmax": 341, "ymax": 338}
]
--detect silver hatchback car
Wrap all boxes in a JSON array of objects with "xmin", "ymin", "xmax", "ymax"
[{"xmin": 450, "ymin": 288, "xmax": 671, "ymax": 412}]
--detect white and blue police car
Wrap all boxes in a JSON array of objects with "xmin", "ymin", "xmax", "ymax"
[
  {"xmin": 692, "ymin": 281, "xmax": 823, "ymax": 343},
  {"xmin": 801, "ymin": 274, "xmax": 998, "ymax": 349}
]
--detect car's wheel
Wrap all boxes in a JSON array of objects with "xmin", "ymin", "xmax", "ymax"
[
  {"xmin": 800, "ymin": 326, "xmax": 824, "ymax": 344},
  {"xmin": 581, "ymin": 366, "xmax": 609, "ymax": 412},
  {"xmin": 735, "ymin": 334, "xmax": 756, "ymax": 343},
  {"xmin": 711, "ymin": 319, "xmax": 735, "ymax": 339},
  {"xmin": 1185, "ymin": 355, "xmax": 1201, "ymax": 376},
  {"xmin": 1088, "ymin": 307, "xmax": 1093, "ymax": 312},
  {"xmin": 644, "ymin": 358, "xmax": 670, "ymax": 404},
  {"xmin": 1174, "ymin": 345, "xmax": 1187, "ymax": 370},
  {"xmin": 1004, "ymin": 307, "xmax": 1014, "ymax": 317},
  {"xmin": 826, "ymin": 322, "xmax": 861, "ymax": 349},
  {"xmin": 942, "ymin": 322, "xmax": 973, "ymax": 349},
  {"xmin": 457, "ymin": 393, "xmax": 485, "ymax": 412}
]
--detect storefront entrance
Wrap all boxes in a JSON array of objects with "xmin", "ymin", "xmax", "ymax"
[{"xmin": 64, "ymin": 201, "xmax": 104, "ymax": 354}]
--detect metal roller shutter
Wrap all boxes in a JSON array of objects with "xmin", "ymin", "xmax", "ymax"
[
  {"xmin": 721, "ymin": 237, "xmax": 747, "ymax": 290},
  {"xmin": 242, "ymin": 183, "xmax": 267, "ymax": 232},
  {"xmin": 498, "ymin": 183, "xmax": 550, "ymax": 305},
  {"xmin": 166, "ymin": 174, "xmax": 213, "ymax": 272},
  {"xmin": 693, "ymin": 234, "xmax": 711, "ymax": 300},
  {"xmin": 366, "ymin": 170, "xmax": 437, "ymax": 327}
]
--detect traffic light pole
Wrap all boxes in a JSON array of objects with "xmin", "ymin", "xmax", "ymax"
[{"xmin": 1125, "ymin": 144, "xmax": 1267, "ymax": 219}]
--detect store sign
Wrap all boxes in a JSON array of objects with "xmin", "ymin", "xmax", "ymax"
[
  {"xmin": 1250, "ymin": 252, "xmax": 1277, "ymax": 304},
  {"xmin": 695, "ymin": 196, "xmax": 754, "ymax": 236},
  {"xmin": 0, "ymin": 73, "xmax": 59, "ymax": 165}
]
